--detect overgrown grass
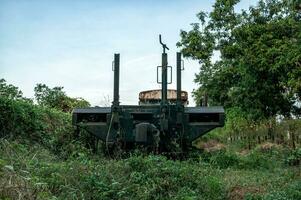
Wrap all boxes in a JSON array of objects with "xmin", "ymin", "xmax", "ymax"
[
  {"xmin": 0, "ymin": 139, "xmax": 300, "ymax": 200},
  {"xmin": 1, "ymin": 96, "xmax": 301, "ymax": 199}
]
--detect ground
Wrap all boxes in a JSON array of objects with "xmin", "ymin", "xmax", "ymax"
[{"xmin": 0, "ymin": 139, "xmax": 300, "ymax": 200}]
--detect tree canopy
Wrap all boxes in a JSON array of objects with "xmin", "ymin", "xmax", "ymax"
[
  {"xmin": 177, "ymin": 0, "xmax": 301, "ymax": 120},
  {"xmin": 34, "ymin": 84, "xmax": 90, "ymax": 112},
  {"xmin": 0, "ymin": 79, "xmax": 24, "ymax": 100}
]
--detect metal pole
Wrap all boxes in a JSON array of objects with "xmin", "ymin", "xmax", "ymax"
[
  {"xmin": 113, "ymin": 54, "xmax": 120, "ymax": 107},
  {"xmin": 176, "ymin": 52, "xmax": 181, "ymax": 105},
  {"xmin": 161, "ymin": 53, "xmax": 168, "ymax": 105}
]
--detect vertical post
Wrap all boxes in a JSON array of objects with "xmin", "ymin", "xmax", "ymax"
[
  {"xmin": 176, "ymin": 52, "xmax": 182, "ymax": 105},
  {"xmin": 113, "ymin": 53, "xmax": 120, "ymax": 107},
  {"xmin": 161, "ymin": 53, "xmax": 168, "ymax": 105}
]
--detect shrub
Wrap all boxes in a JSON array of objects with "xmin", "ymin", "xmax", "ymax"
[
  {"xmin": 285, "ymin": 148, "xmax": 301, "ymax": 166},
  {"xmin": 0, "ymin": 96, "xmax": 94, "ymax": 158},
  {"xmin": 238, "ymin": 150, "xmax": 272, "ymax": 170},
  {"xmin": 208, "ymin": 150, "xmax": 240, "ymax": 169}
]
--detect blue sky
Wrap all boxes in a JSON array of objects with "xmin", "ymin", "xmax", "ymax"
[{"xmin": 0, "ymin": 0, "xmax": 254, "ymax": 105}]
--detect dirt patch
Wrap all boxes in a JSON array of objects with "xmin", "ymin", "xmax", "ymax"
[
  {"xmin": 228, "ymin": 186, "xmax": 264, "ymax": 200},
  {"xmin": 0, "ymin": 166, "xmax": 38, "ymax": 200},
  {"xmin": 237, "ymin": 142, "xmax": 282, "ymax": 155},
  {"xmin": 238, "ymin": 149, "xmax": 249, "ymax": 156},
  {"xmin": 197, "ymin": 140, "xmax": 226, "ymax": 152},
  {"xmin": 257, "ymin": 142, "xmax": 282, "ymax": 152}
]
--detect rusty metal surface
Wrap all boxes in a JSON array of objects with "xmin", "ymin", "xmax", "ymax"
[{"xmin": 139, "ymin": 89, "xmax": 188, "ymax": 101}]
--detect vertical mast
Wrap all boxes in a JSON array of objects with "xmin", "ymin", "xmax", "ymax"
[
  {"xmin": 176, "ymin": 52, "xmax": 182, "ymax": 105},
  {"xmin": 159, "ymin": 35, "xmax": 169, "ymax": 105},
  {"xmin": 113, "ymin": 53, "xmax": 120, "ymax": 107},
  {"xmin": 161, "ymin": 52, "xmax": 168, "ymax": 105}
]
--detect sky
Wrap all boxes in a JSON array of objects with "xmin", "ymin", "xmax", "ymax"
[{"xmin": 0, "ymin": 0, "xmax": 254, "ymax": 106}]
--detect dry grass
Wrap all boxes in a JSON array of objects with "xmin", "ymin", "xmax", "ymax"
[
  {"xmin": 196, "ymin": 139, "xmax": 226, "ymax": 152},
  {"xmin": 228, "ymin": 185, "xmax": 264, "ymax": 200},
  {"xmin": 0, "ymin": 167, "xmax": 36, "ymax": 200}
]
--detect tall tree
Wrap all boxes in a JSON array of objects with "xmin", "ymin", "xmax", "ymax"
[
  {"xmin": 34, "ymin": 84, "xmax": 90, "ymax": 112},
  {"xmin": 177, "ymin": 0, "xmax": 301, "ymax": 120},
  {"xmin": 0, "ymin": 79, "xmax": 23, "ymax": 100}
]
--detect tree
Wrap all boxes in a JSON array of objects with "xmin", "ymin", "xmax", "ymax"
[
  {"xmin": 34, "ymin": 84, "xmax": 90, "ymax": 112},
  {"xmin": 0, "ymin": 79, "xmax": 23, "ymax": 100},
  {"xmin": 177, "ymin": 0, "xmax": 301, "ymax": 120},
  {"xmin": 0, "ymin": 78, "xmax": 32, "ymax": 103}
]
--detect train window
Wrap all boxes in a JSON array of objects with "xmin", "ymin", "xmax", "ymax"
[
  {"xmin": 189, "ymin": 113, "xmax": 219, "ymax": 123},
  {"xmin": 77, "ymin": 113, "xmax": 107, "ymax": 123},
  {"xmin": 131, "ymin": 113, "xmax": 153, "ymax": 121}
]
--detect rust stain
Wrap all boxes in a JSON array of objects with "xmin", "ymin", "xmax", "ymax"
[{"xmin": 139, "ymin": 89, "xmax": 188, "ymax": 101}]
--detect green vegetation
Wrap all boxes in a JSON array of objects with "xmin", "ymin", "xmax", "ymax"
[
  {"xmin": 177, "ymin": 0, "xmax": 301, "ymax": 120},
  {"xmin": 0, "ymin": 130, "xmax": 300, "ymax": 199},
  {"xmin": 1, "ymin": 0, "xmax": 301, "ymax": 199},
  {"xmin": 203, "ymin": 107, "xmax": 301, "ymax": 150},
  {"xmin": 0, "ymin": 79, "xmax": 300, "ymax": 199},
  {"xmin": 34, "ymin": 84, "xmax": 90, "ymax": 113}
]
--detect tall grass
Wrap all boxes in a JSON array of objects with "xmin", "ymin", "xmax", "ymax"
[{"xmin": 1, "ymin": 96, "xmax": 301, "ymax": 199}]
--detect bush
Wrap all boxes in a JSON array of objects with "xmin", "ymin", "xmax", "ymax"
[
  {"xmin": 0, "ymin": 96, "xmax": 94, "ymax": 158},
  {"xmin": 199, "ymin": 147, "xmax": 282, "ymax": 170},
  {"xmin": 285, "ymin": 148, "xmax": 301, "ymax": 166},
  {"xmin": 206, "ymin": 150, "xmax": 240, "ymax": 169},
  {"xmin": 238, "ymin": 150, "xmax": 273, "ymax": 170}
]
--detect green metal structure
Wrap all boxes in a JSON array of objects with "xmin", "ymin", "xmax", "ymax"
[{"xmin": 72, "ymin": 35, "xmax": 224, "ymax": 153}]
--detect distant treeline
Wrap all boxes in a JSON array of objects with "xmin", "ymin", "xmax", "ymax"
[{"xmin": 0, "ymin": 79, "xmax": 90, "ymax": 113}]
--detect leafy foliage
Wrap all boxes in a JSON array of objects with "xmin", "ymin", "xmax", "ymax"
[
  {"xmin": 0, "ymin": 79, "xmax": 32, "ymax": 102},
  {"xmin": 177, "ymin": 0, "xmax": 301, "ymax": 120},
  {"xmin": 34, "ymin": 83, "xmax": 90, "ymax": 112},
  {"xmin": 0, "ymin": 80, "xmax": 92, "ymax": 156},
  {"xmin": 0, "ymin": 95, "xmax": 74, "ymax": 153},
  {"xmin": 285, "ymin": 147, "xmax": 301, "ymax": 166}
]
